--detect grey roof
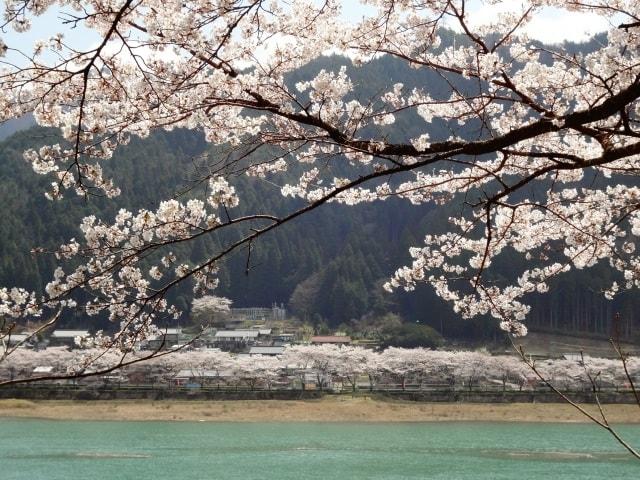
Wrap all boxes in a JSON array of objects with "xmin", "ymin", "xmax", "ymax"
[
  {"xmin": 215, "ymin": 330, "xmax": 259, "ymax": 338},
  {"xmin": 33, "ymin": 366, "xmax": 54, "ymax": 373},
  {"xmin": 162, "ymin": 328, "xmax": 183, "ymax": 335},
  {"xmin": 6, "ymin": 334, "xmax": 29, "ymax": 343},
  {"xmin": 148, "ymin": 328, "xmax": 184, "ymax": 341},
  {"xmin": 51, "ymin": 330, "xmax": 89, "ymax": 338},
  {"xmin": 249, "ymin": 346, "xmax": 285, "ymax": 355}
]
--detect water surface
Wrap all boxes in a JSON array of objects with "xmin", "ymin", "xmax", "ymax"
[{"xmin": 1, "ymin": 419, "xmax": 638, "ymax": 479}]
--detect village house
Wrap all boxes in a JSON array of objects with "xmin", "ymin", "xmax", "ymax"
[
  {"xmin": 142, "ymin": 328, "xmax": 188, "ymax": 350},
  {"xmin": 272, "ymin": 333, "xmax": 295, "ymax": 346},
  {"xmin": 48, "ymin": 330, "xmax": 89, "ymax": 348},
  {"xmin": 213, "ymin": 328, "xmax": 273, "ymax": 351},
  {"xmin": 3, "ymin": 333, "xmax": 31, "ymax": 347},
  {"xmin": 222, "ymin": 304, "xmax": 287, "ymax": 329},
  {"xmin": 248, "ymin": 346, "xmax": 286, "ymax": 356}
]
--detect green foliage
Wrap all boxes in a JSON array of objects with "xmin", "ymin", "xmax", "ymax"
[{"xmin": 379, "ymin": 322, "xmax": 444, "ymax": 349}]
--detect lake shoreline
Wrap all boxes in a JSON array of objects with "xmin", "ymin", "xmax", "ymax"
[{"xmin": 1, "ymin": 397, "xmax": 639, "ymax": 423}]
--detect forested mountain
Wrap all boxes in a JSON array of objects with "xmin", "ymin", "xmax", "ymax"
[
  {"xmin": 1, "ymin": 46, "xmax": 638, "ymax": 342},
  {"xmin": 0, "ymin": 114, "xmax": 35, "ymax": 142}
]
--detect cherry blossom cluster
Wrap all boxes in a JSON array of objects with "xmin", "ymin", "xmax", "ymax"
[
  {"xmin": 0, "ymin": 0, "xmax": 640, "ymax": 348},
  {"xmin": 3, "ymin": 344, "xmax": 637, "ymax": 392}
]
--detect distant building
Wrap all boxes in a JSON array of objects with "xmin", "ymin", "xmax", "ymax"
[
  {"xmin": 48, "ymin": 330, "xmax": 89, "ymax": 348},
  {"xmin": 174, "ymin": 368, "xmax": 234, "ymax": 386},
  {"xmin": 215, "ymin": 330, "xmax": 260, "ymax": 341},
  {"xmin": 351, "ymin": 339, "xmax": 379, "ymax": 350},
  {"xmin": 144, "ymin": 328, "xmax": 187, "ymax": 350},
  {"xmin": 223, "ymin": 304, "xmax": 287, "ymax": 328},
  {"xmin": 213, "ymin": 329, "xmax": 260, "ymax": 351},
  {"xmin": 248, "ymin": 346, "xmax": 286, "ymax": 356},
  {"xmin": 272, "ymin": 333, "xmax": 295, "ymax": 347},
  {"xmin": 32, "ymin": 366, "xmax": 54, "ymax": 375},
  {"xmin": 174, "ymin": 369, "xmax": 218, "ymax": 386},
  {"xmin": 4, "ymin": 333, "xmax": 30, "ymax": 347},
  {"xmin": 213, "ymin": 329, "xmax": 275, "ymax": 352},
  {"xmin": 562, "ymin": 353, "xmax": 584, "ymax": 362}
]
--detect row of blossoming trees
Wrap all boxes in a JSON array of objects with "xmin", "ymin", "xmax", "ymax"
[
  {"xmin": 2, "ymin": 0, "xmax": 640, "ymax": 355},
  {"xmin": 2, "ymin": 345, "xmax": 637, "ymax": 393}
]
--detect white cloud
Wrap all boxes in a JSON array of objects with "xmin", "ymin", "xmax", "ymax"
[
  {"xmin": 446, "ymin": 1, "xmax": 612, "ymax": 44},
  {"xmin": 523, "ymin": 8, "xmax": 611, "ymax": 44}
]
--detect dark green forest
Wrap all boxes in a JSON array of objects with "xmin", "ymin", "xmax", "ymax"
[{"xmin": 1, "ymin": 47, "xmax": 638, "ymax": 342}]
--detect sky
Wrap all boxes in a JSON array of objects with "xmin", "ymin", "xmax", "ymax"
[
  {"xmin": 0, "ymin": 0, "xmax": 616, "ymax": 66},
  {"xmin": 449, "ymin": 0, "xmax": 614, "ymax": 44}
]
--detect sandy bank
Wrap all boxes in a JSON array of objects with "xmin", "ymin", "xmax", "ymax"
[{"xmin": 0, "ymin": 397, "xmax": 639, "ymax": 423}]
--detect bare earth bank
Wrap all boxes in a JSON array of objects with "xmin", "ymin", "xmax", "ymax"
[{"xmin": 0, "ymin": 397, "xmax": 639, "ymax": 423}]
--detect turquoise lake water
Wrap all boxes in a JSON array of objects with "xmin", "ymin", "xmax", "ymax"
[{"xmin": 1, "ymin": 419, "xmax": 639, "ymax": 479}]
